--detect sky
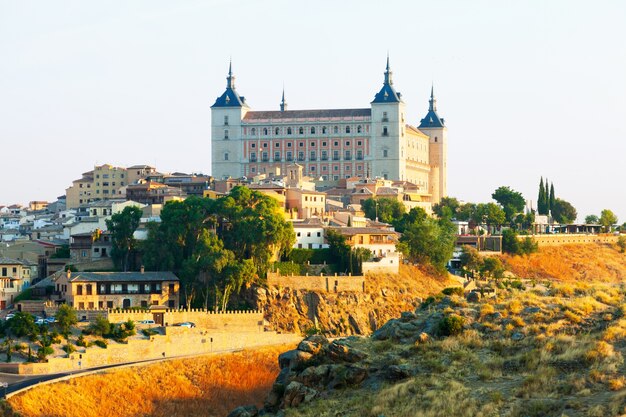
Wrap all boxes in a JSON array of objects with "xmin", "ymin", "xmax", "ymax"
[{"xmin": 1, "ymin": 0, "xmax": 625, "ymax": 222}]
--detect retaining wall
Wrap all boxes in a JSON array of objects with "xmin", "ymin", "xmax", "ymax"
[
  {"xmin": 520, "ymin": 234, "xmax": 619, "ymax": 247},
  {"xmin": 267, "ymin": 272, "xmax": 365, "ymax": 292}
]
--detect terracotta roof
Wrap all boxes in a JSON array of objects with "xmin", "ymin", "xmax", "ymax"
[{"xmin": 68, "ymin": 271, "xmax": 179, "ymax": 282}]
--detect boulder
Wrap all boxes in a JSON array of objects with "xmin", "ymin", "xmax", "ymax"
[
  {"xmin": 385, "ymin": 364, "xmax": 413, "ymax": 381},
  {"xmin": 227, "ymin": 405, "xmax": 258, "ymax": 417},
  {"xmin": 278, "ymin": 349, "xmax": 313, "ymax": 371},
  {"xmin": 328, "ymin": 364, "xmax": 368, "ymax": 388},
  {"xmin": 296, "ymin": 364, "xmax": 333, "ymax": 388},
  {"xmin": 327, "ymin": 341, "xmax": 367, "ymax": 363},
  {"xmin": 297, "ymin": 334, "xmax": 329, "ymax": 355},
  {"xmin": 400, "ymin": 311, "xmax": 417, "ymax": 322},
  {"xmin": 282, "ymin": 381, "xmax": 318, "ymax": 408},
  {"xmin": 512, "ymin": 332, "xmax": 525, "ymax": 341},
  {"xmin": 466, "ymin": 291, "xmax": 481, "ymax": 302}
]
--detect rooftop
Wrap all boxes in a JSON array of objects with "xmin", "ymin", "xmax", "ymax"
[{"xmin": 67, "ymin": 271, "xmax": 179, "ymax": 283}]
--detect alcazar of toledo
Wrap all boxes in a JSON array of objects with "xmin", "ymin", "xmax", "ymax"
[{"xmin": 210, "ymin": 57, "xmax": 448, "ymax": 205}]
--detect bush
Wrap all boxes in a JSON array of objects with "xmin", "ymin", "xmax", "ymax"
[
  {"xmin": 439, "ymin": 314, "xmax": 465, "ymax": 336},
  {"xmin": 89, "ymin": 316, "xmax": 111, "ymax": 337},
  {"xmin": 273, "ymin": 262, "xmax": 302, "ymax": 276},
  {"xmin": 287, "ymin": 248, "xmax": 333, "ymax": 265},
  {"xmin": 142, "ymin": 329, "xmax": 159, "ymax": 337},
  {"xmin": 442, "ymin": 287, "xmax": 464, "ymax": 297},
  {"xmin": 76, "ymin": 335, "xmax": 88, "ymax": 347},
  {"xmin": 94, "ymin": 339, "xmax": 108, "ymax": 349},
  {"xmin": 63, "ymin": 344, "xmax": 76, "ymax": 354}
]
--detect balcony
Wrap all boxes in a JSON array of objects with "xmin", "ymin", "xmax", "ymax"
[
  {"xmin": 250, "ymin": 157, "xmax": 257, "ymax": 162},
  {"xmin": 332, "ymin": 157, "xmax": 340, "ymax": 161},
  {"xmin": 274, "ymin": 157, "xmax": 281, "ymax": 162},
  {"xmin": 261, "ymin": 157, "xmax": 269, "ymax": 162}
]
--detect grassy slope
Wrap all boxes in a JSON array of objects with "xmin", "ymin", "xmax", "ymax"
[
  {"xmin": 7, "ymin": 344, "xmax": 295, "ymax": 417},
  {"xmin": 502, "ymin": 243, "xmax": 626, "ymax": 283}
]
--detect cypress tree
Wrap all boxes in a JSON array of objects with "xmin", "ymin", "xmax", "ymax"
[
  {"xmin": 538, "ymin": 177, "xmax": 546, "ymax": 215},
  {"xmin": 549, "ymin": 183, "xmax": 555, "ymax": 213}
]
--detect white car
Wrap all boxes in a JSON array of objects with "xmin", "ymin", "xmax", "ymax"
[
  {"xmin": 139, "ymin": 320, "xmax": 156, "ymax": 325},
  {"xmin": 5, "ymin": 313, "xmax": 15, "ymax": 320}
]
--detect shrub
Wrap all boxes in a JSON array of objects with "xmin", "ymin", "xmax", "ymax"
[
  {"xmin": 89, "ymin": 316, "xmax": 111, "ymax": 337},
  {"xmin": 94, "ymin": 339, "xmax": 108, "ymax": 349},
  {"xmin": 63, "ymin": 344, "xmax": 76, "ymax": 355},
  {"xmin": 439, "ymin": 314, "xmax": 465, "ymax": 336},
  {"xmin": 273, "ymin": 262, "xmax": 302, "ymax": 276},
  {"xmin": 618, "ymin": 236, "xmax": 626, "ymax": 253},
  {"xmin": 76, "ymin": 335, "xmax": 88, "ymax": 347},
  {"xmin": 142, "ymin": 329, "xmax": 159, "ymax": 337},
  {"xmin": 442, "ymin": 287, "xmax": 464, "ymax": 297}
]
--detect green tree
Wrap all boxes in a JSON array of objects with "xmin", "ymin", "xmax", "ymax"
[
  {"xmin": 55, "ymin": 304, "xmax": 78, "ymax": 338},
  {"xmin": 481, "ymin": 257, "xmax": 504, "ymax": 278},
  {"xmin": 456, "ymin": 202, "xmax": 477, "ymax": 223},
  {"xmin": 6, "ymin": 312, "xmax": 39, "ymax": 339},
  {"xmin": 549, "ymin": 182, "xmax": 556, "ymax": 212},
  {"xmin": 502, "ymin": 229, "xmax": 521, "ymax": 254},
  {"xmin": 472, "ymin": 203, "xmax": 506, "ymax": 233},
  {"xmin": 361, "ymin": 198, "xmax": 406, "ymax": 224},
  {"xmin": 89, "ymin": 316, "xmax": 111, "ymax": 337},
  {"xmin": 585, "ymin": 214, "xmax": 600, "ymax": 224},
  {"xmin": 492, "ymin": 186, "xmax": 526, "ymax": 224},
  {"xmin": 105, "ymin": 205, "xmax": 143, "ymax": 271},
  {"xmin": 537, "ymin": 177, "xmax": 547, "ymax": 215},
  {"xmin": 432, "ymin": 197, "xmax": 461, "ymax": 219},
  {"xmin": 552, "ymin": 198, "xmax": 577, "ymax": 224},
  {"xmin": 617, "ymin": 236, "xmax": 626, "ymax": 254},
  {"xmin": 459, "ymin": 245, "xmax": 483, "ymax": 276},
  {"xmin": 599, "ymin": 209, "xmax": 618, "ymax": 232},
  {"xmin": 397, "ymin": 208, "xmax": 456, "ymax": 274}
]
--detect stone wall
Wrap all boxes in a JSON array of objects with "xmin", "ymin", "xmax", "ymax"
[
  {"xmin": 9, "ymin": 329, "xmax": 300, "ymax": 375},
  {"xmin": 520, "ymin": 234, "xmax": 619, "ymax": 247},
  {"xmin": 107, "ymin": 309, "xmax": 264, "ymax": 331},
  {"xmin": 267, "ymin": 272, "xmax": 365, "ymax": 293}
]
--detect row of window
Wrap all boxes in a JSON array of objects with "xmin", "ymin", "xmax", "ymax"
[
  {"xmin": 225, "ymin": 127, "xmax": 392, "ymax": 140},
  {"xmin": 249, "ymin": 164, "xmax": 364, "ymax": 174},
  {"xmin": 247, "ymin": 124, "xmax": 366, "ymax": 137},
  {"xmin": 250, "ymin": 140, "xmax": 364, "ymax": 149},
  {"xmin": 95, "ymin": 173, "xmax": 124, "ymax": 179},
  {"xmin": 248, "ymin": 150, "xmax": 364, "ymax": 162}
]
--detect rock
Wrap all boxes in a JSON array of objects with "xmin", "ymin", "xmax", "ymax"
[
  {"xmin": 328, "ymin": 364, "xmax": 368, "ymax": 388},
  {"xmin": 297, "ymin": 335, "xmax": 328, "ymax": 355},
  {"xmin": 282, "ymin": 381, "xmax": 318, "ymax": 408},
  {"xmin": 512, "ymin": 332, "xmax": 525, "ymax": 341},
  {"xmin": 400, "ymin": 311, "xmax": 417, "ymax": 322},
  {"xmin": 385, "ymin": 364, "xmax": 412, "ymax": 381},
  {"xmin": 278, "ymin": 349, "xmax": 313, "ymax": 371},
  {"xmin": 466, "ymin": 291, "xmax": 481, "ymax": 302},
  {"xmin": 523, "ymin": 307, "xmax": 541, "ymax": 314},
  {"xmin": 327, "ymin": 341, "xmax": 367, "ymax": 363},
  {"xmin": 372, "ymin": 319, "xmax": 398, "ymax": 340},
  {"xmin": 381, "ymin": 288, "xmax": 388, "ymax": 297},
  {"xmin": 348, "ymin": 314, "xmax": 363, "ymax": 335},
  {"xmin": 264, "ymin": 384, "xmax": 283, "ymax": 410},
  {"xmin": 227, "ymin": 405, "xmax": 258, "ymax": 417},
  {"xmin": 296, "ymin": 364, "xmax": 333, "ymax": 388}
]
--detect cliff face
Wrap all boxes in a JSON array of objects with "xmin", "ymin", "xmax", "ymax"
[{"xmin": 246, "ymin": 265, "xmax": 455, "ymax": 336}]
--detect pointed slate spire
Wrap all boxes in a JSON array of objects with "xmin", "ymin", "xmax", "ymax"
[
  {"xmin": 211, "ymin": 59, "xmax": 247, "ymax": 108},
  {"xmin": 280, "ymin": 86, "xmax": 287, "ymax": 112},
  {"xmin": 429, "ymin": 84, "xmax": 437, "ymax": 112},
  {"xmin": 419, "ymin": 83, "xmax": 445, "ymax": 128},
  {"xmin": 372, "ymin": 54, "xmax": 401, "ymax": 103},
  {"xmin": 226, "ymin": 58, "xmax": 235, "ymax": 89}
]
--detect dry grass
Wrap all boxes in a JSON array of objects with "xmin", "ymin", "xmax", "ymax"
[
  {"xmin": 501, "ymin": 243, "xmax": 626, "ymax": 283},
  {"xmin": 8, "ymin": 344, "xmax": 294, "ymax": 417}
]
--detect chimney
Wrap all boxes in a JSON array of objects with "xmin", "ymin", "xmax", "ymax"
[{"xmin": 140, "ymin": 265, "xmax": 145, "ymax": 274}]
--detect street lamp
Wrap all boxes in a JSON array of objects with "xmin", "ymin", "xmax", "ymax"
[{"xmin": 375, "ymin": 200, "xmax": 379, "ymax": 222}]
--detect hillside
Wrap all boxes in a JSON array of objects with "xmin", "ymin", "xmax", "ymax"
[
  {"xmin": 502, "ymin": 243, "xmax": 626, "ymax": 282},
  {"xmin": 250, "ymin": 264, "xmax": 457, "ymax": 336},
  {"xmin": 238, "ymin": 278, "xmax": 626, "ymax": 417},
  {"xmin": 6, "ymin": 345, "xmax": 294, "ymax": 417}
]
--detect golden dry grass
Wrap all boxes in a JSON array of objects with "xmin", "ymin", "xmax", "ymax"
[
  {"xmin": 8, "ymin": 344, "xmax": 294, "ymax": 417},
  {"xmin": 502, "ymin": 243, "xmax": 626, "ymax": 282}
]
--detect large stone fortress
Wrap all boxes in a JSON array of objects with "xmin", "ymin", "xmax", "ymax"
[{"xmin": 210, "ymin": 58, "xmax": 448, "ymax": 203}]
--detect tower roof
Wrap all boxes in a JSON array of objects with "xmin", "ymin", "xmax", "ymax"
[
  {"xmin": 371, "ymin": 55, "xmax": 402, "ymax": 104},
  {"xmin": 418, "ymin": 85, "xmax": 445, "ymax": 128},
  {"xmin": 211, "ymin": 60, "xmax": 248, "ymax": 108}
]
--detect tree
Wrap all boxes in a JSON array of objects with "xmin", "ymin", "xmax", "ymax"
[
  {"xmin": 459, "ymin": 246, "xmax": 482, "ymax": 276},
  {"xmin": 618, "ymin": 236, "xmax": 626, "ymax": 254},
  {"xmin": 362, "ymin": 198, "xmax": 406, "ymax": 224},
  {"xmin": 492, "ymin": 186, "xmax": 526, "ymax": 223},
  {"xmin": 549, "ymin": 183, "xmax": 556, "ymax": 213},
  {"xmin": 89, "ymin": 316, "xmax": 111, "ymax": 337},
  {"xmin": 502, "ymin": 229, "xmax": 521, "ymax": 254},
  {"xmin": 537, "ymin": 177, "xmax": 547, "ymax": 215},
  {"xmin": 105, "ymin": 205, "xmax": 143, "ymax": 271},
  {"xmin": 397, "ymin": 208, "xmax": 456, "ymax": 274},
  {"xmin": 456, "ymin": 203, "xmax": 477, "ymax": 223},
  {"xmin": 551, "ymin": 198, "xmax": 577, "ymax": 224},
  {"xmin": 585, "ymin": 215, "xmax": 600, "ymax": 224},
  {"xmin": 6, "ymin": 312, "xmax": 38, "ymax": 339},
  {"xmin": 472, "ymin": 203, "xmax": 506, "ymax": 233},
  {"xmin": 599, "ymin": 209, "xmax": 618, "ymax": 232},
  {"xmin": 432, "ymin": 197, "xmax": 461, "ymax": 219},
  {"xmin": 481, "ymin": 257, "xmax": 504, "ymax": 278},
  {"xmin": 55, "ymin": 304, "xmax": 78, "ymax": 338}
]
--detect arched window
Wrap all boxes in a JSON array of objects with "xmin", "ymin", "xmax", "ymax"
[
  {"xmin": 322, "ymin": 126, "xmax": 327, "ymax": 134},
  {"xmin": 346, "ymin": 126, "xmax": 351, "ymax": 134},
  {"xmin": 333, "ymin": 126, "xmax": 338, "ymax": 134},
  {"xmin": 311, "ymin": 127, "xmax": 316, "ymax": 134},
  {"xmin": 224, "ymin": 152, "xmax": 229, "ymax": 161},
  {"xmin": 299, "ymin": 127, "xmax": 304, "ymax": 135},
  {"xmin": 287, "ymin": 127, "xmax": 292, "ymax": 135},
  {"xmin": 263, "ymin": 128, "xmax": 268, "ymax": 135},
  {"xmin": 357, "ymin": 125, "xmax": 362, "ymax": 134},
  {"xmin": 251, "ymin": 128, "xmax": 256, "ymax": 136},
  {"xmin": 275, "ymin": 127, "xmax": 280, "ymax": 135},
  {"xmin": 224, "ymin": 130, "xmax": 229, "ymax": 140},
  {"xmin": 435, "ymin": 137, "xmax": 438, "ymax": 142}
]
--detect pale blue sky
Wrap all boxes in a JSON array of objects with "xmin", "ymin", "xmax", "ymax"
[{"xmin": 1, "ymin": 1, "xmax": 625, "ymax": 222}]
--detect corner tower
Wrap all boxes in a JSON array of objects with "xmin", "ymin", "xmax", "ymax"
[
  {"xmin": 419, "ymin": 86, "xmax": 447, "ymax": 203},
  {"xmin": 211, "ymin": 61, "xmax": 249, "ymax": 180},
  {"xmin": 370, "ymin": 56, "xmax": 407, "ymax": 180}
]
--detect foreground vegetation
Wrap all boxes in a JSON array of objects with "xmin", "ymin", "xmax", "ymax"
[
  {"xmin": 270, "ymin": 278, "xmax": 626, "ymax": 417},
  {"xmin": 6, "ymin": 345, "xmax": 293, "ymax": 417}
]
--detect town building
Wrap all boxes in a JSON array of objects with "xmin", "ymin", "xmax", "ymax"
[
  {"xmin": 0, "ymin": 258, "xmax": 34, "ymax": 309},
  {"xmin": 210, "ymin": 58, "xmax": 448, "ymax": 206},
  {"xmin": 54, "ymin": 269, "xmax": 180, "ymax": 310}
]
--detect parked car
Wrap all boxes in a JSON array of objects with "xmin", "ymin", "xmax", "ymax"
[
  {"xmin": 34, "ymin": 317, "xmax": 46, "ymax": 325},
  {"xmin": 45, "ymin": 317, "xmax": 57, "ymax": 324},
  {"xmin": 138, "ymin": 320, "xmax": 156, "ymax": 325},
  {"xmin": 176, "ymin": 322, "xmax": 196, "ymax": 328},
  {"xmin": 5, "ymin": 313, "xmax": 15, "ymax": 320}
]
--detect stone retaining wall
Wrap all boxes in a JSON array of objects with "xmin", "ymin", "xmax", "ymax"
[
  {"xmin": 267, "ymin": 272, "xmax": 365, "ymax": 292},
  {"xmin": 520, "ymin": 234, "xmax": 619, "ymax": 247}
]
